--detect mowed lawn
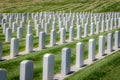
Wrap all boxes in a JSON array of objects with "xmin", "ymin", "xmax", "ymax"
[
  {"xmin": 65, "ymin": 50, "xmax": 120, "ymax": 80},
  {"xmin": 0, "ymin": 0, "xmax": 120, "ymax": 80},
  {"xmin": 0, "ymin": 28, "xmax": 119, "ymax": 80},
  {"xmin": 0, "ymin": 0, "xmax": 120, "ymax": 13}
]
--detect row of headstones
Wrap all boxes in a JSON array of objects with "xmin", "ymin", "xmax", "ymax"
[
  {"xmin": 1, "ymin": 12, "xmax": 119, "ymax": 40},
  {"xmin": 3, "ymin": 16, "xmax": 120, "ymax": 43},
  {"xmin": 1, "ymin": 12, "xmax": 119, "ymax": 31},
  {"xmin": 0, "ymin": 20, "xmax": 119, "ymax": 59},
  {"xmin": 1, "ymin": 12, "xmax": 119, "ymax": 26},
  {"xmin": 0, "ymin": 30, "xmax": 120, "ymax": 80},
  {"xmin": 32, "ymin": 12, "xmax": 120, "ymax": 30},
  {"xmin": 1, "ymin": 12, "xmax": 120, "ymax": 36},
  {"xmin": 1, "ymin": 12, "xmax": 119, "ymax": 30}
]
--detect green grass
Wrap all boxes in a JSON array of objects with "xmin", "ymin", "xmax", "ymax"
[
  {"xmin": 0, "ymin": 24, "xmax": 78, "ymax": 56},
  {"xmin": 0, "ymin": 0, "xmax": 120, "ymax": 80},
  {"xmin": 0, "ymin": 18, "xmax": 103, "ymax": 57},
  {"xmin": 0, "ymin": 28, "xmax": 119, "ymax": 80},
  {"xmin": 64, "ymin": 50, "xmax": 120, "ymax": 80},
  {"xmin": 0, "ymin": 0, "xmax": 120, "ymax": 13}
]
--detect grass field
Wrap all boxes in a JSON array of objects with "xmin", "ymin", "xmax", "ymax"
[
  {"xmin": 0, "ymin": 0, "xmax": 120, "ymax": 80},
  {"xmin": 0, "ymin": 16, "xmax": 101, "ymax": 57},
  {"xmin": 0, "ymin": 0, "xmax": 120, "ymax": 13},
  {"xmin": 64, "ymin": 50, "xmax": 120, "ymax": 80},
  {"xmin": 0, "ymin": 21, "xmax": 85, "ymax": 57},
  {"xmin": 0, "ymin": 28, "xmax": 119, "ymax": 80}
]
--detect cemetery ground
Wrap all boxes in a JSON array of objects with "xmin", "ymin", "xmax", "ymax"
[
  {"xmin": 0, "ymin": 0, "xmax": 120, "ymax": 80},
  {"xmin": 65, "ymin": 50, "xmax": 120, "ymax": 80},
  {"xmin": 0, "ymin": 23, "xmax": 120, "ymax": 80},
  {"xmin": 0, "ymin": 0, "xmax": 120, "ymax": 13}
]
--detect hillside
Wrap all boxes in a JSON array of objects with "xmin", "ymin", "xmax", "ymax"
[
  {"xmin": 0, "ymin": 0, "xmax": 120, "ymax": 13},
  {"xmin": 0, "ymin": 0, "xmax": 120, "ymax": 80}
]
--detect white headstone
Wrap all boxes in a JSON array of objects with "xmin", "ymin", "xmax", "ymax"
[
  {"xmin": 60, "ymin": 28, "xmax": 66, "ymax": 44},
  {"xmin": 90, "ymin": 23, "xmax": 94, "ymax": 35},
  {"xmin": 43, "ymin": 54, "xmax": 54, "ymax": 80},
  {"xmin": 69, "ymin": 27, "xmax": 74, "ymax": 41},
  {"xmin": 96, "ymin": 21, "xmax": 100, "ymax": 34},
  {"xmin": 106, "ymin": 20, "xmax": 110, "ymax": 31},
  {"xmin": 98, "ymin": 35, "xmax": 105, "ymax": 56},
  {"xmin": 0, "ymin": 69, "xmax": 7, "ymax": 80},
  {"xmin": 17, "ymin": 27, "xmax": 23, "ymax": 40},
  {"xmin": 101, "ymin": 21, "xmax": 105, "ymax": 32},
  {"xmin": 114, "ymin": 31, "xmax": 120, "ymax": 49},
  {"xmin": 10, "ymin": 38, "xmax": 19, "ymax": 57},
  {"xmin": 20, "ymin": 60, "xmax": 33, "ymax": 80},
  {"xmin": 84, "ymin": 23, "xmax": 88, "ymax": 37},
  {"xmin": 5, "ymin": 28, "xmax": 12, "ymax": 42},
  {"xmin": 110, "ymin": 19, "xmax": 113, "ymax": 30},
  {"xmin": 88, "ymin": 39, "xmax": 96, "ymax": 61},
  {"xmin": 76, "ymin": 42, "xmax": 84, "ymax": 68},
  {"xmin": 3, "ymin": 23, "xmax": 7, "ymax": 34},
  {"xmin": 26, "ymin": 34, "xmax": 33, "ymax": 53},
  {"xmin": 107, "ymin": 33, "xmax": 113, "ymax": 53},
  {"xmin": 77, "ymin": 25, "xmax": 82, "ymax": 39},
  {"xmin": 12, "ymin": 22, "xmax": 17, "ymax": 32},
  {"xmin": 0, "ymin": 42, "xmax": 2, "ymax": 60},
  {"xmin": 61, "ymin": 48, "xmax": 71, "ymax": 75},
  {"xmin": 50, "ymin": 30, "xmax": 56, "ymax": 46},
  {"xmin": 39, "ymin": 32, "xmax": 45, "ymax": 49},
  {"xmin": 52, "ymin": 22, "xmax": 56, "ymax": 31},
  {"xmin": 45, "ymin": 23, "xmax": 49, "ymax": 34},
  {"xmin": 65, "ymin": 21, "xmax": 69, "ymax": 32},
  {"xmin": 36, "ymin": 24, "xmax": 40, "ymax": 37},
  {"xmin": 114, "ymin": 18, "xmax": 117, "ymax": 29},
  {"xmin": 27, "ymin": 25, "xmax": 32, "ymax": 34}
]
